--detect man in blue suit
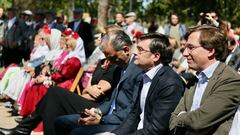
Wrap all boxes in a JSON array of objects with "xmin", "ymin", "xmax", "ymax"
[
  {"xmin": 99, "ymin": 33, "xmax": 185, "ymax": 135},
  {"xmin": 54, "ymin": 30, "xmax": 143, "ymax": 135}
]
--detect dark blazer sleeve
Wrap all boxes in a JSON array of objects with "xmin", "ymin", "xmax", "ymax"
[
  {"xmin": 113, "ymin": 91, "xmax": 142, "ymax": 134},
  {"xmin": 67, "ymin": 22, "xmax": 74, "ymax": 30},
  {"xmin": 78, "ymin": 22, "xmax": 93, "ymax": 45}
]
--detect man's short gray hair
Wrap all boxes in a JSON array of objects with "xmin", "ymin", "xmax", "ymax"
[{"xmin": 100, "ymin": 30, "xmax": 132, "ymax": 51}]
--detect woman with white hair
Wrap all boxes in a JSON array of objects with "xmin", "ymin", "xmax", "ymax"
[{"xmin": 0, "ymin": 27, "xmax": 51, "ymax": 96}]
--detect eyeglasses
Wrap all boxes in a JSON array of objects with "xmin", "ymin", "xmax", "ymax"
[
  {"xmin": 183, "ymin": 43, "xmax": 202, "ymax": 52},
  {"xmin": 136, "ymin": 46, "xmax": 151, "ymax": 53}
]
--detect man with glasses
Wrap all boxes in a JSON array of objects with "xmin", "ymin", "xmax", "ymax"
[
  {"xmin": 170, "ymin": 25, "xmax": 240, "ymax": 134},
  {"xmin": 99, "ymin": 33, "xmax": 184, "ymax": 135}
]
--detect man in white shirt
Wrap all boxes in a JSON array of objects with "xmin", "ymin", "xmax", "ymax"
[
  {"xmin": 124, "ymin": 12, "xmax": 144, "ymax": 40},
  {"xmin": 67, "ymin": 8, "xmax": 93, "ymax": 58}
]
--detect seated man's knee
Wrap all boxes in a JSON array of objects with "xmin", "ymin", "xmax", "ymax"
[{"xmin": 54, "ymin": 114, "xmax": 80, "ymax": 134}]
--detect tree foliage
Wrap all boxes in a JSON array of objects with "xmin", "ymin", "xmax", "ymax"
[
  {"xmin": 143, "ymin": 0, "xmax": 240, "ymax": 26},
  {"xmin": 1, "ymin": 0, "xmax": 240, "ymax": 27}
]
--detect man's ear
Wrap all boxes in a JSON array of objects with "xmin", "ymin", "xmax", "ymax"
[
  {"xmin": 153, "ymin": 52, "xmax": 160, "ymax": 62},
  {"xmin": 208, "ymin": 48, "xmax": 215, "ymax": 59},
  {"xmin": 122, "ymin": 46, "xmax": 130, "ymax": 53}
]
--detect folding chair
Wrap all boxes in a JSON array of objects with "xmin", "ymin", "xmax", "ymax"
[{"xmin": 70, "ymin": 67, "xmax": 84, "ymax": 95}]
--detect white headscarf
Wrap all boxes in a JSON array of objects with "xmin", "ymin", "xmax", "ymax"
[
  {"xmin": 45, "ymin": 29, "xmax": 63, "ymax": 62},
  {"xmin": 61, "ymin": 37, "xmax": 86, "ymax": 65},
  {"xmin": 50, "ymin": 29, "xmax": 61, "ymax": 50}
]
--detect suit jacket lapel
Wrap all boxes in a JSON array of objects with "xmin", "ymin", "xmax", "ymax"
[
  {"xmin": 200, "ymin": 63, "xmax": 225, "ymax": 103},
  {"xmin": 118, "ymin": 58, "xmax": 136, "ymax": 84},
  {"xmin": 186, "ymin": 84, "xmax": 197, "ymax": 111},
  {"xmin": 76, "ymin": 21, "xmax": 84, "ymax": 33},
  {"xmin": 112, "ymin": 59, "xmax": 138, "ymax": 101},
  {"xmin": 144, "ymin": 65, "xmax": 166, "ymax": 104}
]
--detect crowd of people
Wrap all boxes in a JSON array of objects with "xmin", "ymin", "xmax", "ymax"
[{"xmin": 0, "ymin": 6, "xmax": 239, "ymax": 135}]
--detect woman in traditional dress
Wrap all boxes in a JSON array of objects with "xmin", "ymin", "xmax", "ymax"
[{"xmin": 20, "ymin": 33, "xmax": 82, "ymax": 117}]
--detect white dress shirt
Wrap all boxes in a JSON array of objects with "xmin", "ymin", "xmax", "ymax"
[
  {"xmin": 7, "ymin": 17, "xmax": 16, "ymax": 30},
  {"xmin": 73, "ymin": 20, "xmax": 81, "ymax": 32},
  {"xmin": 190, "ymin": 61, "xmax": 220, "ymax": 111},
  {"xmin": 137, "ymin": 63, "xmax": 163, "ymax": 129}
]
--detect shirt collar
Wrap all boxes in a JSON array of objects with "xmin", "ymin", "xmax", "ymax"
[
  {"xmin": 197, "ymin": 61, "xmax": 220, "ymax": 80},
  {"xmin": 145, "ymin": 63, "xmax": 163, "ymax": 80},
  {"xmin": 9, "ymin": 17, "xmax": 16, "ymax": 23},
  {"xmin": 74, "ymin": 19, "xmax": 81, "ymax": 23}
]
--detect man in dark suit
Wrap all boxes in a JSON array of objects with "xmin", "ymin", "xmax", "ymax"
[
  {"xmin": 99, "ymin": 33, "xmax": 185, "ymax": 135},
  {"xmin": 170, "ymin": 25, "xmax": 240, "ymax": 134},
  {"xmin": 3, "ymin": 7, "xmax": 26, "ymax": 66},
  {"xmin": 54, "ymin": 30, "xmax": 143, "ymax": 135},
  {"xmin": 33, "ymin": 10, "xmax": 45, "ymax": 36},
  {"xmin": 68, "ymin": 8, "xmax": 93, "ymax": 58}
]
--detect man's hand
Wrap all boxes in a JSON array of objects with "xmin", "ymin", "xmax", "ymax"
[
  {"xmin": 35, "ymin": 75, "xmax": 48, "ymax": 84},
  {"xmin": 79, "ymin": 108, "xmax": 102, "ymax": 125},
  {"xmin": 87, "ymin": 85, "xmax": 104, "ymax": 99}
]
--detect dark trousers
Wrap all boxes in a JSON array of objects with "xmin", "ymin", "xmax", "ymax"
[
  {"xmin": 55, "ymin": 114, "xmax": 119, "ymax": 135},
  {"xmin": 34, "ymin": 86, "xmax": 97, "ymax": 135},
  {"xmin": 2, "ymin": 47, "xmax": 22, "ymax": 67}
]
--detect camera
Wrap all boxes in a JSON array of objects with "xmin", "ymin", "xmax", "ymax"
[{"xmin": 200, "ymin": 12, "xmax": 211, "ymax": 25}]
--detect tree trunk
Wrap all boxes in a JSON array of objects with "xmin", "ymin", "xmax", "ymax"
[
  {"xmin": 12, "ymin": 0, "xmax": 32, "ymax": 13},
  {"xmin": 68, "ymin": 0, "xmax": 75, "ymax": 22},
  {"xmin": 98, "ymin": 0, "xmax": 108, "ymax": 30}
]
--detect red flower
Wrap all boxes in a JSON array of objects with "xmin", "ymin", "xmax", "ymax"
[
  {"xmin": 42, "ymin": 25, "xmax": 49, "ymax": 30},
  {"xmin": 72, "ymin": 32, "xmax": 79, "ymax": 39},
  {"xmin": 131, "ymin": 29, "xmax": 135, "ymax": 35},
  {"xmin": 42, "ymin": 25, "xmax": 51, "ymax": 34},
  {"xmin": 134, "ymin": 31, "xmax": 142, "ymax": 38},
  {"xmin": 64, "ymin": 28, "xmax": 72, "ymax": 36}
]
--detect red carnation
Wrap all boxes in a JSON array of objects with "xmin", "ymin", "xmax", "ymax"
[
  {"xmin": 131, "ymin": 29, "xmax": 135, "ymax": 35},
  {"xmin": 64, "ymin": 28, "xmax": 72, "ymax": 36},
  {"xmin": 72, "ymin": 32, "xmax": 79, "ymax": 39},
  {"xmin": 42, "ymin": 25, "xmax": 51, "ymax": 34},
  {"xmin": 42, "ymin": 25, "xmax": 49, "ymax": 30},
  {"xmin": 134, "ymin": 31, "xmax": 142, "ymax": 38}
]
